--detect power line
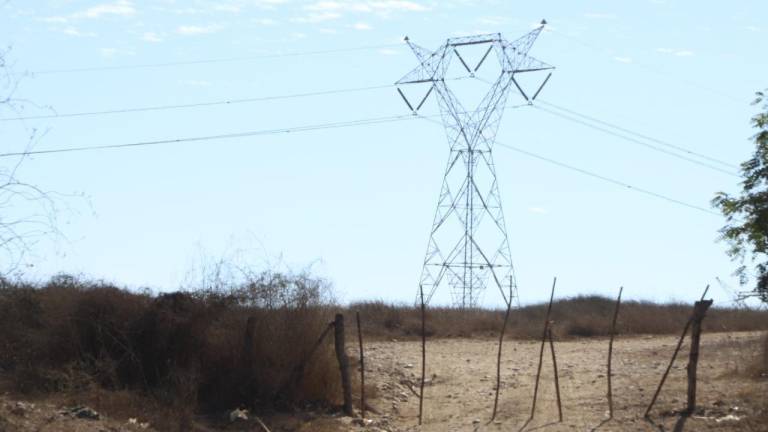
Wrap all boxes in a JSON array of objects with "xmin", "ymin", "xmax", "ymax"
[
  {"xmin": 0, "ymin": 76, "xmax": 479, "ymax": 122},
  {"xmin": 471, "ymin": 76, "xmax": 738, "ymax": 177},
  {"xmin": 0, "ymin": 113, "xmax": 421, "ymax": 158},
  {"xmin": 532, "ymin": 104, "xmax": 740, "ymax": 178},
  {"xmin": 536, "ymin": 99, "xmax": 738, "ymax": 169},
  {"xmin": 1, "ymin": 103, "xmax": 722, "ymax": 217},
  {"xmin": 546, "ymin": 29, "xmax": 746, "ymax": 105},
  {"xmin": 495, "ymin": 140, "xmax": 719, "ymax": 216},
  {"xmin": 31, "ymin": 43, "xmax": 402, "ymax": 75},
  {"xmin": 418, "ymin": 115, "xmax": 720, "ymax": 216},
  {"xmin": 0, "ymin": 100, "xmax": 527, "ymax": 159},
  {"xmin": 0, "ymin": 83, "xmax": 394, "ymax": 122}
]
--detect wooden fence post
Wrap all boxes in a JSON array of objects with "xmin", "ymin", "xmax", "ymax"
[
  {"xmin": 356, "ymin": 311, "xmax": 366, "ymax": 419},
  {"xmin": 418, "ymin": 288, "xmax": 427, "ymax": 425},
  {"xmin": 491, "ymin": 299, "xmax": 513, "ymax": 421},
  {"xmin": 547, "ymin": 325, "xmax": 563, "ymax": 422},
  {"xmin": 686, "ymin": 300, "xmax": 712, "ymax": 415},
  {"xmin": 530, "ymin": 277, "xmax": 557, "ymax": 420},
  {"xmin": 334, "ymin": 314, "xmax": 354, "ymax": 416},
  {"xmin": 607, "ymin": 287, "xmax": 623, "ymax": 419}
]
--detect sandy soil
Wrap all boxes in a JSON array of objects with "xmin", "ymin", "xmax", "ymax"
[{"xmin": 359, "ymin": 331, "xmax": 767, "ymax": 432}]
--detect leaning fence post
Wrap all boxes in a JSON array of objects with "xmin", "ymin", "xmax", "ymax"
[
  {"xmin": 686, "ymin": 299, "xmax": 712, "ymax": 415},
  {"xmin": 645, "ymin": 285, "xmax": 709, "ymax": 418},
  {"xmin": 334, "ymin": 313, "xmax": 354, "ymax": 416},
  {"xmin": 356, "ymin": 311, "xmax": 366, "ymax": 419},
  {"xmin": 607, "ymin": 286, "xmax": 623, "ymax": 419},
  {"xmin": 530, "ymin": 276, "xmax": 557, "ymax": 420},
  {"xmin": 276, "ymin": 321, "xmax": 334, "ymax": 403}
]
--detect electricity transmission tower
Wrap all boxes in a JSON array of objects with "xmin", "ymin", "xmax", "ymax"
[{"xmin": 396, "ymin": 22, "xmax": 554, "ymax": 308}]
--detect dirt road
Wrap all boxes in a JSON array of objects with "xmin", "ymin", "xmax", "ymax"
[{"xmin": 361, "ymin": 331, "xmax": 766, "ymax": 431}]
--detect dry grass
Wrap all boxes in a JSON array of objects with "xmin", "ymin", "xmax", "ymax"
[
  {"xmin": 349, "ymin": 296, "xmax": 768, "ymax": 340},
  {"xmin": 0, "ymin": 273, "xmax": 344, "ymax": 429}
]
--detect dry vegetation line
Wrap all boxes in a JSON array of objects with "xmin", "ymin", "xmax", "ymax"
[{"xmin": 1, "ymin": 277, "xmax": 764, "ymax": 430}]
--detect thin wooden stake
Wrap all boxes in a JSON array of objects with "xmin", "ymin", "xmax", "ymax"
[
  {"xmin": 547, "ymin": 325, "xmax": 563, "ymax": 422},
  {"xmin": 491, "ymin": 298, "xmax": 513, "ymax": 421},
  {"xmin": 334, "ymin": 314, "xmax": 354, "ymax": 416},
  {"xmin": 607, "ymin": 286, "xmax": 623, "ymax": 419},
  {"xmin": 418, "ymin": 288, "xmax": 427, "ymax": 425},
  {"xmin": 530, "ymin": 276, "xmax": 557, "ymax": 420},
  {"xmin": 644, "ymin": 285, "xmax": 709, "ymax": 418},
  {"xmin": 356, "ymin": 311, "xmax": 366, "ymax": 419}
]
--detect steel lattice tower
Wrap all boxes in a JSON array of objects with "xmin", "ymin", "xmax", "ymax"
[{"xmin": 397, "ymin": 23, "xmax": 553, "ymax": 308}]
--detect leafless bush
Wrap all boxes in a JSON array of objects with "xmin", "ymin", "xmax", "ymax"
[{"xmin": 0, "ymin": 47, "xmax": 66, "ymax": 277}]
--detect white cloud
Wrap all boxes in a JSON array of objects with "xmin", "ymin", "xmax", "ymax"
[
  {"xmin": 291, "ymin": 12, "xmax": 341, "ymax": 23},
  {"xmin": 75, "ymin": 1, "xmax": 136, "ymax": 19},
  {"xmin": 352, "ymin": 22, "xmax": 372, "ymax": 30},
  {"xmin": 305, "ymin": 1, "xmax": 429, "ymax": 13},
  {"xmin": 319, "ymin": 27, "xmax": 338, "ymax": 34},
  {"xmin": 42, "ymin": 1, "xmax": 135, "ymax": 24},
  {"xmin": 613, "ymin": 56, "xmax": 632, "ymax": 63},
  {"xmin": 378, "ymin": 48, "xmax": 399, "ymax": 55},
  {"xmin": 176, "ymin": 24, "xmax": 223, "ymax": 35},
  {"xmin": 62, "ymin": 26, "xmax": 97, "ymax": 37},
  {"xmin": 745, "ymin": 25, "xmax": 761, "ymax": 32},
  {"xmin": 142, "ymin": 32, "xmax": 163, "ymax": 42},
  {"xmin": 254, "ymin": 0, "xmax": 290, "ymax": 7},
  {"xmin": 584, "ymin": 12, "xmax": 616, "ymax": 19},
  {"xmin": 528, "ymin": 207, "xmax": 548, "ymax": 215},
  {"xmin": 252, "ymin": 18, "xmax": 279, "ymax": 26},
  {"xmin": 656, "ymin": 48, "xmax": 694, "ymax": 57},
  {"xmin": 213, "ymin": 4, "xmax": 241, "ymax": 13}
]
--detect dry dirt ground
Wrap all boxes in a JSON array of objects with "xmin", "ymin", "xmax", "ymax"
[
  {"xmin": 0, "ymin": 332, "xmax": 765, "ymax": 432},
  {"xmin": 355, "ymin": 331, "xmax": 767, "ymax": 432}
]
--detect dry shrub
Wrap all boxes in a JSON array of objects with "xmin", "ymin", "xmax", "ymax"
[
  {"xmin": 349, "ymin": 295, "xmax": 768, "ymax": 340},
  {"xmin": 0, "ymin": 271, "xmax": 340, "ymax": 421}
]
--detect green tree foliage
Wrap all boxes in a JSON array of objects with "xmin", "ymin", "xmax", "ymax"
[{"xmin": 713, "ymin": 90, "xmax": 768, "ymax": 303}]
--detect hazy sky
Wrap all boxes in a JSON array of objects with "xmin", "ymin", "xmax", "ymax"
[{"xmin": 1, "ymin": 0, "xmax": 766, "ymax": 307}]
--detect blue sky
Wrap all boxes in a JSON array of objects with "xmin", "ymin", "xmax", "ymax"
[{"xmin": 1, "ymin": 0, "xmax": 766, "ymax": 307}]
